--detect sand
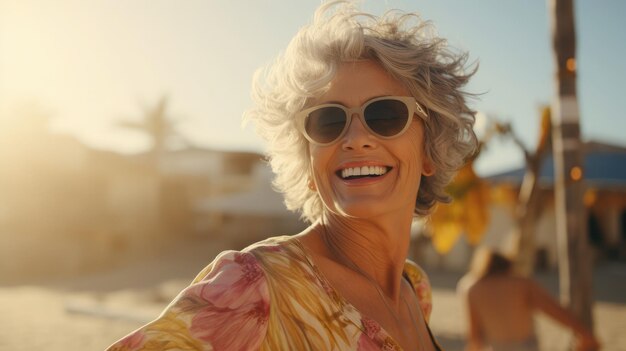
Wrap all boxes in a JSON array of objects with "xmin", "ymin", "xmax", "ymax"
[{"xmin": 1, "ymin": 238, "xmax": 624, "ymax": 351}]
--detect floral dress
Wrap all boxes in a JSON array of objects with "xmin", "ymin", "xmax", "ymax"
[{"xmin": 107, "ymin": 236, "xmax": 440, "ymax": 351}]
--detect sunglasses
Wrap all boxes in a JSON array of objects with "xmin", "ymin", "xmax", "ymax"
[{"xmin": 296, "ymin": 96, "xmax": 428, "ymax": 146}]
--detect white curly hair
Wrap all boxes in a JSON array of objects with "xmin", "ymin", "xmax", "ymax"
[{"xmin": 244, "ymin": 0, "xmax": 478, "ymax": 223}]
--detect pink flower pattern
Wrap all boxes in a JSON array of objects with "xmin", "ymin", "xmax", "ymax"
[
  {"xmin": 362, "ymin": 316, "xmax": 382, "ymax": 339},
  {"xmin": 185, "ymin": 252, "xmax": 270, "ymax": 350},
  {"xmin": 358, "ymin": 332, "xmax": 382, "ymax": 351}
]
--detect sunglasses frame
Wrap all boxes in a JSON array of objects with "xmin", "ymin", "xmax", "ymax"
[{"xmin": 295, "ymin": 96, "xmax": 428, "ymax": 146}]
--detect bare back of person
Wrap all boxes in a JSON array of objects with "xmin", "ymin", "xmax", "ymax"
[
  {"xmin": 460, "ymin": 249, "xmax": 599, "ymax": 351},
  {"xmin": 467, "ymin": 275, "xmax": 537, "ymax": 344}
]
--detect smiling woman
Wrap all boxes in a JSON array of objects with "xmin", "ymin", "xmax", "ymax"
[{"xmin": 107, "ymin": 1, "xmax": 477, "ymax": 350}]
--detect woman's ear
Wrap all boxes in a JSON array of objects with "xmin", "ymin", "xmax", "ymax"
[
  {"xmin": 422, "ymin": 158, "xmax": 435, "ymax": 176},
  {"xmin": 308, "ymin": 178, "xmax": 317, "ymax": 191}
]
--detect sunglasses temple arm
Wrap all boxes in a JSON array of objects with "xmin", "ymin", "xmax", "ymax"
[{"xmin": 415, "ymin": 102, "xmax": 427, "ymax": 118}]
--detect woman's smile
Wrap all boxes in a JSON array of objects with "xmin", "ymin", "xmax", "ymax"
[{"xmin": 336, "ymin": 161, "xmax": 393, "ymax": 185}]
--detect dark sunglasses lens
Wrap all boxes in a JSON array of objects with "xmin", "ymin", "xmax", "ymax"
[
  {"xmin": 364, "ymin": 100, "xmax": 409, "ymax": 137},
  {"xmin": 305, "ymin": 106, "xmax": 347, "ymax": 144}
]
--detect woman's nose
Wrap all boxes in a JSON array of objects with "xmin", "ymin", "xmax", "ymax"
[{"xmin": 341, "ymin": 113, "xmax": 376, "ymax": 150}]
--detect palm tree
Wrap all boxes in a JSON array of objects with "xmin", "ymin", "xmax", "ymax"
[{"xmin": 118, "ymin": 96, "xmax": 187, "ymax": 156}]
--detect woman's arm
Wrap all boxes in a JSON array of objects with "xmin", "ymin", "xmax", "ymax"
[{"xmin": 106, "ymin": 250, "xmax": 270, "ymax": 351}]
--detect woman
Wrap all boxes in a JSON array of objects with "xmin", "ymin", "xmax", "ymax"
[
  {"xmin": 458, "ymin": 248, "xmax": 600, "ymax": 351},
  {"xmin": 108, "ymin": 1, "xmax": 476, "ymax": 350}
]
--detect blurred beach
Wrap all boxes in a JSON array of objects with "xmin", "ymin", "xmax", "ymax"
[{"xmin": 1, "ymin": 235, "xmax": 625, "ymax": 351}]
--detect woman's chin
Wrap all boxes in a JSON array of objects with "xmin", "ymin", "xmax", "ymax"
[{"xmin": 332, "ymin": 201, "xmax": 393, "ymax": 220}]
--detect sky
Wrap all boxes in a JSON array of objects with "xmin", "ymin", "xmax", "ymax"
[{"xmin": 1, "ymin": 0, "xmax": 624, "ymax": 176}]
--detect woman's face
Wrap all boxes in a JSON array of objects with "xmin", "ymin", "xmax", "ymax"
[{"xmin": 308, "ymin": 60, "xmax": 432, "ymax": 220}]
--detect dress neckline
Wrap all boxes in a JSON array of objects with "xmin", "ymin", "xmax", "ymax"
[{"xmin": 288, "ymin": 236, "xmax": 441, "ymax": 351}]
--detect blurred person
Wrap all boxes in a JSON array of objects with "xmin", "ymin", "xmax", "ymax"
[
  {"xmin": 457, "ymin": 248, "xmax": 600, "ymax": 351},
  {"xmin": 107, "ymin": 1, "xmax": 477, "ymax": 350}
]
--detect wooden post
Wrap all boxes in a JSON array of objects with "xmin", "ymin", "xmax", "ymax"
[{"xmin": 549, "ymin": 0, "xmax": 594, "ymax": 329}]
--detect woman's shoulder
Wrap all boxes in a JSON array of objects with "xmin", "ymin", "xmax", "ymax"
[
  {"xmin": 403, "ymin": 260, "xmax": 430, "ymax": 284},
  {"xmin": 403, "ymin": 259, "xmax": 431, "ymax": 294},
  {"xmin": 403, "ymin": 259, "xmax": 433, "ymax": 322},
  {"xmin": 192, "ymin": 235, "xmax": 300, "ymax": 283},
  {"xmin": 107, "ymin": 238, "xmax": 296, "ymax": 351}
]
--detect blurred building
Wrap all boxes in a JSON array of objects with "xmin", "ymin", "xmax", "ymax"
[
  {"xmin": 415, "ymin": 140, "xmax": 626, "ymax": 271},
  {"xmin": 158, "ymin": 148, "xmax": 259, "ymax": 238},
  {"xmin": 0, "ymin": 120, "xmax": 302, "ymax": 282},
  {"xmin": 0, "ymin": 132, "xmax": 163, "ymax": 281},
  {"xmin": 194, "ymin": 163, "xmax": 305, "ymax": 249},
  {"xmin": 159, "ymin": 148, "xmax": 304, "ymax": 247}
]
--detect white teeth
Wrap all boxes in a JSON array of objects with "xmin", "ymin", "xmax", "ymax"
[{"xmin": 340, "ymin": 166, "xmax": 388, "ymax": 179}]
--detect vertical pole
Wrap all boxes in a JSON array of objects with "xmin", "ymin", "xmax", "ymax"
[{"xmin": 549, "ymin": 0, "xmax": 594, "ymax": 329}]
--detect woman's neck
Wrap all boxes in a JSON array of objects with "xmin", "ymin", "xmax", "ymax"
[{"xmin": 318, "ymin": 213, "xmax": 413, "ymax": 301}]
